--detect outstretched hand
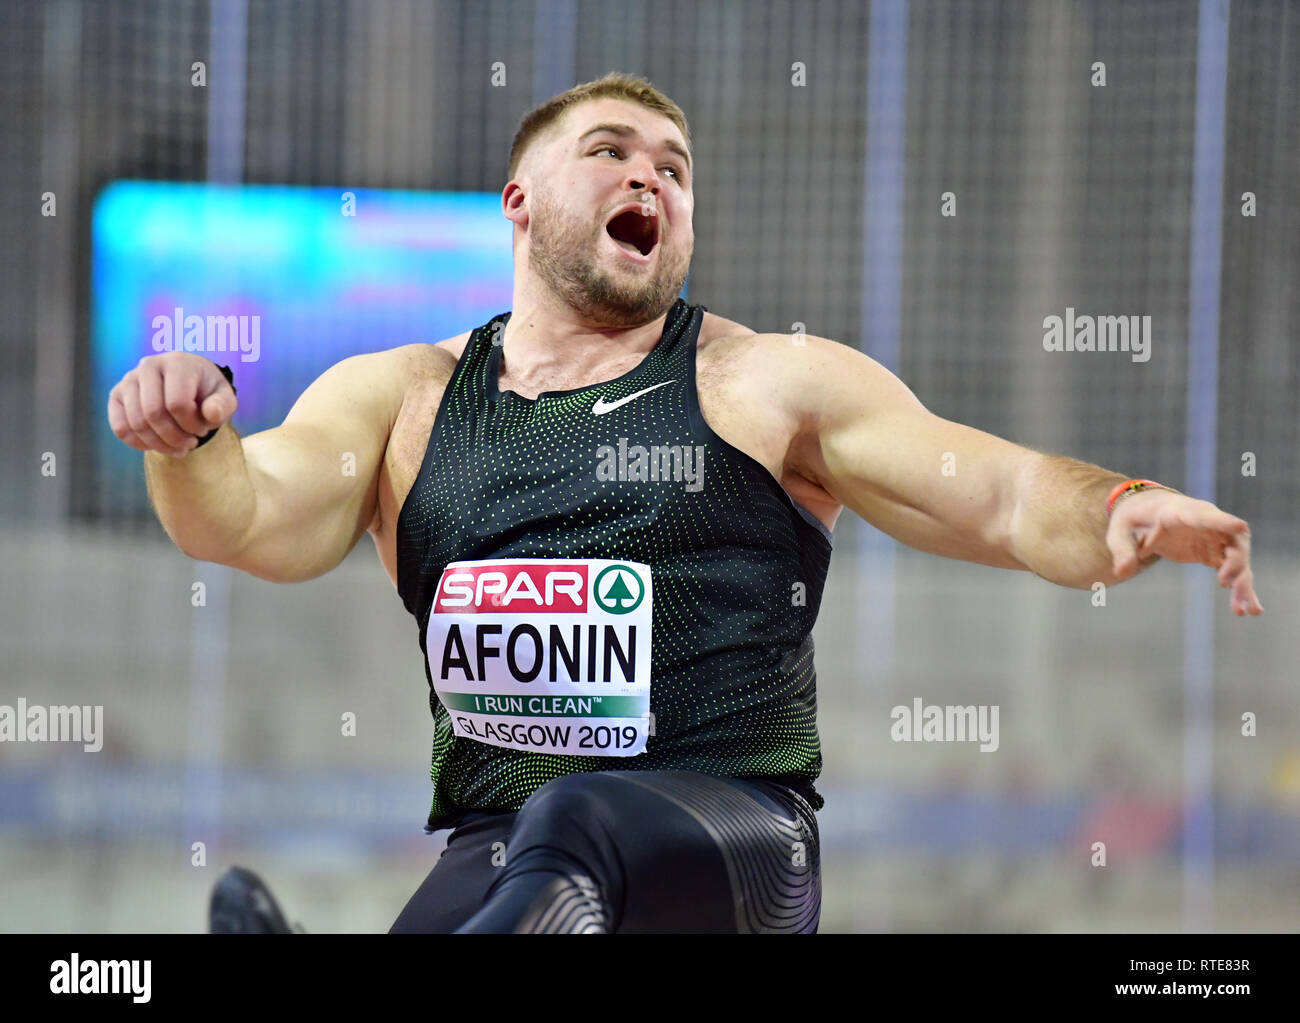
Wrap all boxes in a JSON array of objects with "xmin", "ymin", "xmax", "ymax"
[{"xmin": 1107, "ymin": 489, "xmax": 1262, "ymax": 616}]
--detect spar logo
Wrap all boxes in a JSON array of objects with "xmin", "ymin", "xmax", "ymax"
[
  {"xmin": 593, "ymin": 564, "xmax": 643, "ymax": 614},
  {"xmin": 433, "ymin": 561, "xmax": 647, "ymax": 616},
  {"xmin": 434, "ymin": 562, "xmax": 588, "ymax": 614}
]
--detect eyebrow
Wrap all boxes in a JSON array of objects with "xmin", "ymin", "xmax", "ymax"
[{"xmin": 576, "ymin": 122, "xmax": 692, "ymax": 174}]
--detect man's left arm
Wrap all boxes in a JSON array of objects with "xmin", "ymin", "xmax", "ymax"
[{"xmin": 772, "ymin": 333, "xmax": 1262, "ymax": 615}]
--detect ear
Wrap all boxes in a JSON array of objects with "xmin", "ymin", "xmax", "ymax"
[{"xmin": 502, "ymin": 182, "xmax": 528, "ymax": 231}]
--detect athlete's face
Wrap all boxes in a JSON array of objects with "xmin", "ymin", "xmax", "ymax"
[{"xmin": 518, "ymin": 98, "xmax": 694, "ymax": 327}]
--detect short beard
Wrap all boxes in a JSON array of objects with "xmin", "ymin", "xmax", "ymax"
[{"xmin": 527, "ymin": 192, "xmax": 690, "ymax": 328}]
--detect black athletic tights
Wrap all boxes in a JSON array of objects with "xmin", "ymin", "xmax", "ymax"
[{"xmin": 389, "ymin": 769, "xmax": 821, "ymax": 933}]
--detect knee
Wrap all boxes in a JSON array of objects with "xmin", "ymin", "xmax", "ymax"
[
  {"xmin": 514, "ymin": 773, "xmax": 612, "ymax": 838},
  {"xmin": 499, "ymin": 774, "xmax": 630, "ymax": 929},
  {"xmin": 506, "ymin": 773, "xmax": 631, "ymax": 884}
]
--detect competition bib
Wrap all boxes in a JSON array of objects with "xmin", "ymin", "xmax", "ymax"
[{"xmin": 426, "ymin": 558, "xmax": 652, "ymax": 756}]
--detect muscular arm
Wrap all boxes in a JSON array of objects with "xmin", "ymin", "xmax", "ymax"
[
  {"xmin": 144, "ymin": 347, "xmax": 412, "ymax": 583},
  {"xmin": 771, "ymin": 333, "xmax": 1144, "ymax": 588}
]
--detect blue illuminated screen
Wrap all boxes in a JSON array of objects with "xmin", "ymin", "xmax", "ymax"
[{"xmin": 91, "ymin": 181, "xmax": 515, "ymax": 511}]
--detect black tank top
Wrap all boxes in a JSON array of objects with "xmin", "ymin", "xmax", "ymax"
[{"xmin": 396, "ymin": 299, "xmax": 833, "ymax": 830}]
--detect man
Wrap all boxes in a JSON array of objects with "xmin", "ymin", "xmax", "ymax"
[{"xmin": 108, "ymin": 73, "xmax": 1261, "ymax": 934}]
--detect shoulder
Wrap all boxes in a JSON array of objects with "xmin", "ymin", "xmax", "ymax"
[
  {"xmin": 432, "ymin": 330, "xmax": 474, "ymax": 361},
  {"xmin": 315, "ymin": 338, "xmax": 466, "ymax": 434},
  {"xmin": 698, "ymin": 310, "xmax": 756, "ymax": 343},
  {"xmin": 698, "ymin": 312, "xmax": 862, "ymax": 364},
  {"xmin": 367, "ymin": 334, "xmax": 470, "ymax": 389},
  {"xmin": 697, "ymin": 323, "xmax": 915, "ymax": 423},
  {"xmin": 697, "ymin": 314, "xmax": 852, "ymax": 377}
]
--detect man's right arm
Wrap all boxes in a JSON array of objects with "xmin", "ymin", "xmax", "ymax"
[{"xmin": 109, "ymin": 348, "xmax": 409, "ymax": 583}]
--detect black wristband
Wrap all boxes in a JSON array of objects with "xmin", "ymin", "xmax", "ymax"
[{"xmin": 193, "ymin": 364, "xmax": 236, "ymax": 449}]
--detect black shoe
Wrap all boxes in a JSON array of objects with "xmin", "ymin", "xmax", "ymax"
[{"xmin": 209, "ymin": 865, "xmax": 303, "ymax": 933}]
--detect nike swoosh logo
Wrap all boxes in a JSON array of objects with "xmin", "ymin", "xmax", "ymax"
[{"xmin": 591, "ymin": 379, "xmax": 678, "ymax": 415}]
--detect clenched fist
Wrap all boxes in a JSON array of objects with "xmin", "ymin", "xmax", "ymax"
[{"xmin": 107, "ymin": 352, "xmax": 237, "ymax": 457}]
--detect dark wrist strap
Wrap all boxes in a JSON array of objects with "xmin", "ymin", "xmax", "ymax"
[{"xmin": 193, "ymin": 364, "xmax": 236, "ymax": 449}]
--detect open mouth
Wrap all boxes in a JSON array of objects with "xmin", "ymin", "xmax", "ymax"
[{"xmin": 605, "ymin": 208, "xmax": 659, "ymax": 257}]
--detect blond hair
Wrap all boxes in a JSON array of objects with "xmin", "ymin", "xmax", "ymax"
[{"xmin": 507, "ymin": 72, "xmax": 692, "ymax": 180}]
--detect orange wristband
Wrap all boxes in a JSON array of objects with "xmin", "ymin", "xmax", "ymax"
[{"xmin": 1106, "ymin": 479, "xmax": 1167, "ymax": 518}]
